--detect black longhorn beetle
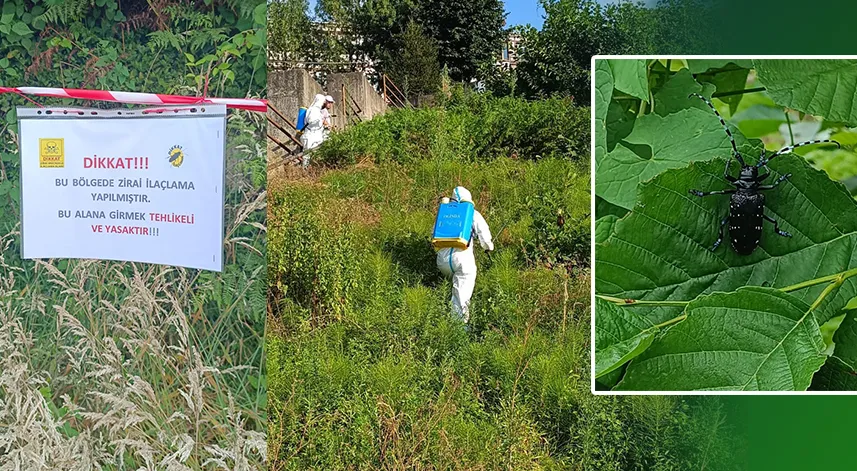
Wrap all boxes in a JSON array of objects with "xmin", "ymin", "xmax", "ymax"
[{"xmin": 687, "ymin": 93, "xmax": 841, "ymax": 255}]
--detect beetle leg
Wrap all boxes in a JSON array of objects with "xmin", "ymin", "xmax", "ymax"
[
  {"xmin": 711, "ymin": 216, "xmax": 729, "ymax": 251},
  {"xmin": 758, "ymin": 173, "xmax": 792, "ymax": 190},
  {"xmin": 689, "ymin": 188, "xmax": 737, "ymax": 197},
  {"xmin": 763, "ymin": 213, "xmax": 792, "ymax": 237}
]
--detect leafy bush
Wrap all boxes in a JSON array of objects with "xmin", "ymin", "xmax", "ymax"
[{"xmin": 313, "ymin": 94, "xmax": 590, "ymax": 166}]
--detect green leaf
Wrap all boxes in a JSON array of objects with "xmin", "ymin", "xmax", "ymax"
[
  {"xmin": 756, "ymin": 59, "xmax": 857, "ymax": 126},
  {"xmin": 0, "ymin": 2, "xmax": 13, "ymax": 24},
  {"xmin": 810, "ymin": 361, "xmax": 857, "ymax": 390},
  {"xmin": 595, "ymin": 297, "xmax": 657, "ymax": 378},
  {"xmin": 595, "ymin": 195, "xmax": 628, "ymax": 220},
  {"xmin": 605, "ymin": 99, "xmax": 635, "ymax": 151},
  {"xmin": 595, "ymin": 215, "xmax": 619, "ymax": 244},
  {"xmin": 594, "ymin": 59, "xmax": 613, "ymax": 192},
  {"xmin": 700, "ymin": 70, "xmax": 750, "ymax": 115},
  {"xmin": 805, "ymin": 148, "xmax": 857, "ymax": 183},
  {"xmin": 596, "ymin": 153, "xmax": 857, "ymax": 334},
  {"xmin": 608, "ymin": 59, "xmax": 648, "ymax": 101},
  {"xmin": 253, "ymin": 2, "xmax": 266, "ymax": 26},
  {"xmin": 11, "ymin": 21, "xmax": 31, "ymax": 36},
  {"xmin": 195, "ymin": 54, "xmax": 217, "ymax": 66},
  {"xmin": 595, "ymin": 108, "xmax": 757, "ymax": 210},
  {"xmin": 731, "ymin": 104, "xmax": 788, "ymax": 138},
  {"xmin": 616, "ymin": 287, "xmax": 826, "ymax": 391},
  {"xmin": 652, "ymin": 68, "xmax": 714, "ymax": 117},
  {"xmin": 686, "ymin": 60, "xmax": 753, "ymax": 113},
  {"xmin": 686, "ymin": 59, "xmax": 754, "ymax": 74},
  {"xmin": 831, "ymin": 310, "xmax": 857, "ymax": 371}
]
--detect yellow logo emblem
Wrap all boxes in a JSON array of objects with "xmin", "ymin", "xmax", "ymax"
[
  {"xmin": 168, "ymin": 145, "xmax": 184, "ymax": 168},
  {"xmin": 39, "ymin": 138, "xmax": 64, "ymax": 168}
]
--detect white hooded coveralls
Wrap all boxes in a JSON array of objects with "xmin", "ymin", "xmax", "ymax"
[
  {"xmin": 300, "ymin": 94, "xmax": 327, "ymax": 168},
  {"xmin": 435, "ymin": 186, "xmax": 494, "ymax": 323},
  {"xmin": 322, "ymin": 95, "xmax": 334, "ymax": 139}
]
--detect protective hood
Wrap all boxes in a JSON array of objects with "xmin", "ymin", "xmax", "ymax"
[
  {"xmin": 452, "ymin": 186, "xmax": 472, "ymax": 203},
  {"xmin": 310, "ymin": 93, "xmax": 326, "ymax": 109}
]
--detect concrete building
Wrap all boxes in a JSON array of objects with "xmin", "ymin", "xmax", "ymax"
[{"xmin": 498, "ymin": 32, "xmax": 523, "ymax": 70}]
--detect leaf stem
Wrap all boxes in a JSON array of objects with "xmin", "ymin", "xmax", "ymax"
[
  {"xmin": 808, "ymin": 268, "xmax": 857, "ymax": 311},
  {"xmin": 781, "ymin": 268, "xmax": 857, "ymax": 293},
  {"xmin": 711, "ymin": 87, "xmax": 766, "ymax": 98},
  {"xmin": 785, "ymin": 110, "xmax": 794, "ymax": 146},
  {"xmin": 596, "ymin": 294, "xmax": 690, "ymax": 307},
  {"xmin": 654, "ymin": 314, "xmax": 686, "ymax": 329},
  {"xmin": 600, "ymin": 267, "xmax": 857, "ymax": 307}
]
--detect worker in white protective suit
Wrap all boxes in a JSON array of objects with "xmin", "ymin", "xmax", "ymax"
[
  {"xmin": 300, "ymin": 93, "xmax": 327, "ymax": 169},
  {"xmin": 436, "ymin": 186, "xmax": 494, "ymax": 324},
  {"xmin": 322, "ymin": 95, "xmax": 334, "ymax": 140}
]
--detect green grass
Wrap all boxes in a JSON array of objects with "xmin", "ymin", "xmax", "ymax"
[{"xmin": 267, "ymin": 101, "xmax": 745, "ymax": 470}]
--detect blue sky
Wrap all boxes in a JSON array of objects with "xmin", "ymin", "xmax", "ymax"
[{"xmin": 503, "ymin": 0, "xmax": 545, "ymax": 28}]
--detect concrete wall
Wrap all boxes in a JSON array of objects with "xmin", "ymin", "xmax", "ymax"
[
  {"xmin": 326, "ymin": 72, "xmax": 388, "ymax": 131},
  {"xmin": 267, "ymin": 68, "xmax": 323, "ymax": 162},
  {"xmin": 267, "ymin": 69, "xmax": 389, "ymax": 165}
]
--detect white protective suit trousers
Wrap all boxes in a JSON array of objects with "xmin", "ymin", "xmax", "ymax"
[{"xmin": 436, "ymin": 247, "xmax": 477, "ymax": 323}]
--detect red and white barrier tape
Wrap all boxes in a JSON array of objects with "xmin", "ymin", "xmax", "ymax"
[{"xmin": 0, "ymin": 86, "xmax": 267, "ymax": 112}]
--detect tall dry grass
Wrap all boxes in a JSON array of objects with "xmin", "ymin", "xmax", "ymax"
[{"xmin": 0, "ymin": 110, "xmax": 267, "ymax": 470}]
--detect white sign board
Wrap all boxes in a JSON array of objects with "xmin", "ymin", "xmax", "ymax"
[{"xmin": 18, "ymin": 105, "xmax": 226, "ymax": 271}]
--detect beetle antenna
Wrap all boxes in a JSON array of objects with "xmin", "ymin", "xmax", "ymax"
[
  {"xmin": 757, "ymin": 139, "xmax": 842, "ymax": 167},
  {"xmin": 688, "ymin": 93, "xmax": 745, "ymax": 166}
]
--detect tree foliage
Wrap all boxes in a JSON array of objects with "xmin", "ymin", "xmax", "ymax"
[
  {"xmin": 268, "ymin": 0, "xmax": 314, "ymax": 60},
  {"xmin": 501, "ymin": 0, "xmax": 716, "ymax": 102},
  {"xmin": 294, "ymin": 0, "xmax": 504, "ymax": 83},
  {"xmin": 515, "ymin": 0, "xmax": 644, "ymax": 100},
  {"xmin": 414, "ymin": 0, "xmax": 505, "ymax": 82},
  {"xmin": 386, "ymin": 20, "xmax": 441, "ymax": 101}
]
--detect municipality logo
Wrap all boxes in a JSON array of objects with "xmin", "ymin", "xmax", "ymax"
[
  {"xmin": 39, "ymin": 138, "xmax": 64, "ymax": 168},
  {"xmin": 168, "ymin": 145, "xmax": 184, "ymax": 168}
]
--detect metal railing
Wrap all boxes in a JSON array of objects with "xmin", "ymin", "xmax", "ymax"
[
  {"xmin": 341, "ymin": 83, "xmax": 363, "ymax": 126},
  {"xmin": 266, "ymin": 103, "xmax": 303, "ymax": 161},
  {"xmin": 380, "ymin": 74, "xmax": 412, "ymax": 109}
]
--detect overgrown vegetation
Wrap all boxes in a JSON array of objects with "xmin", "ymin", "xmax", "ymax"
[
  {"xmin": 314, "ymin": 91, "xmax": 589, "ymax": 167},
  {"xmin": 0, "ymin": 1, "xmax": 266, "ymax": 468},
  {"xmin": 268, "ymin": 94, "xmax": 745, "ymax": 468},
  {"xmin": 595, "ymin": 59, "xmax": 857, "ymax": 391}
]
